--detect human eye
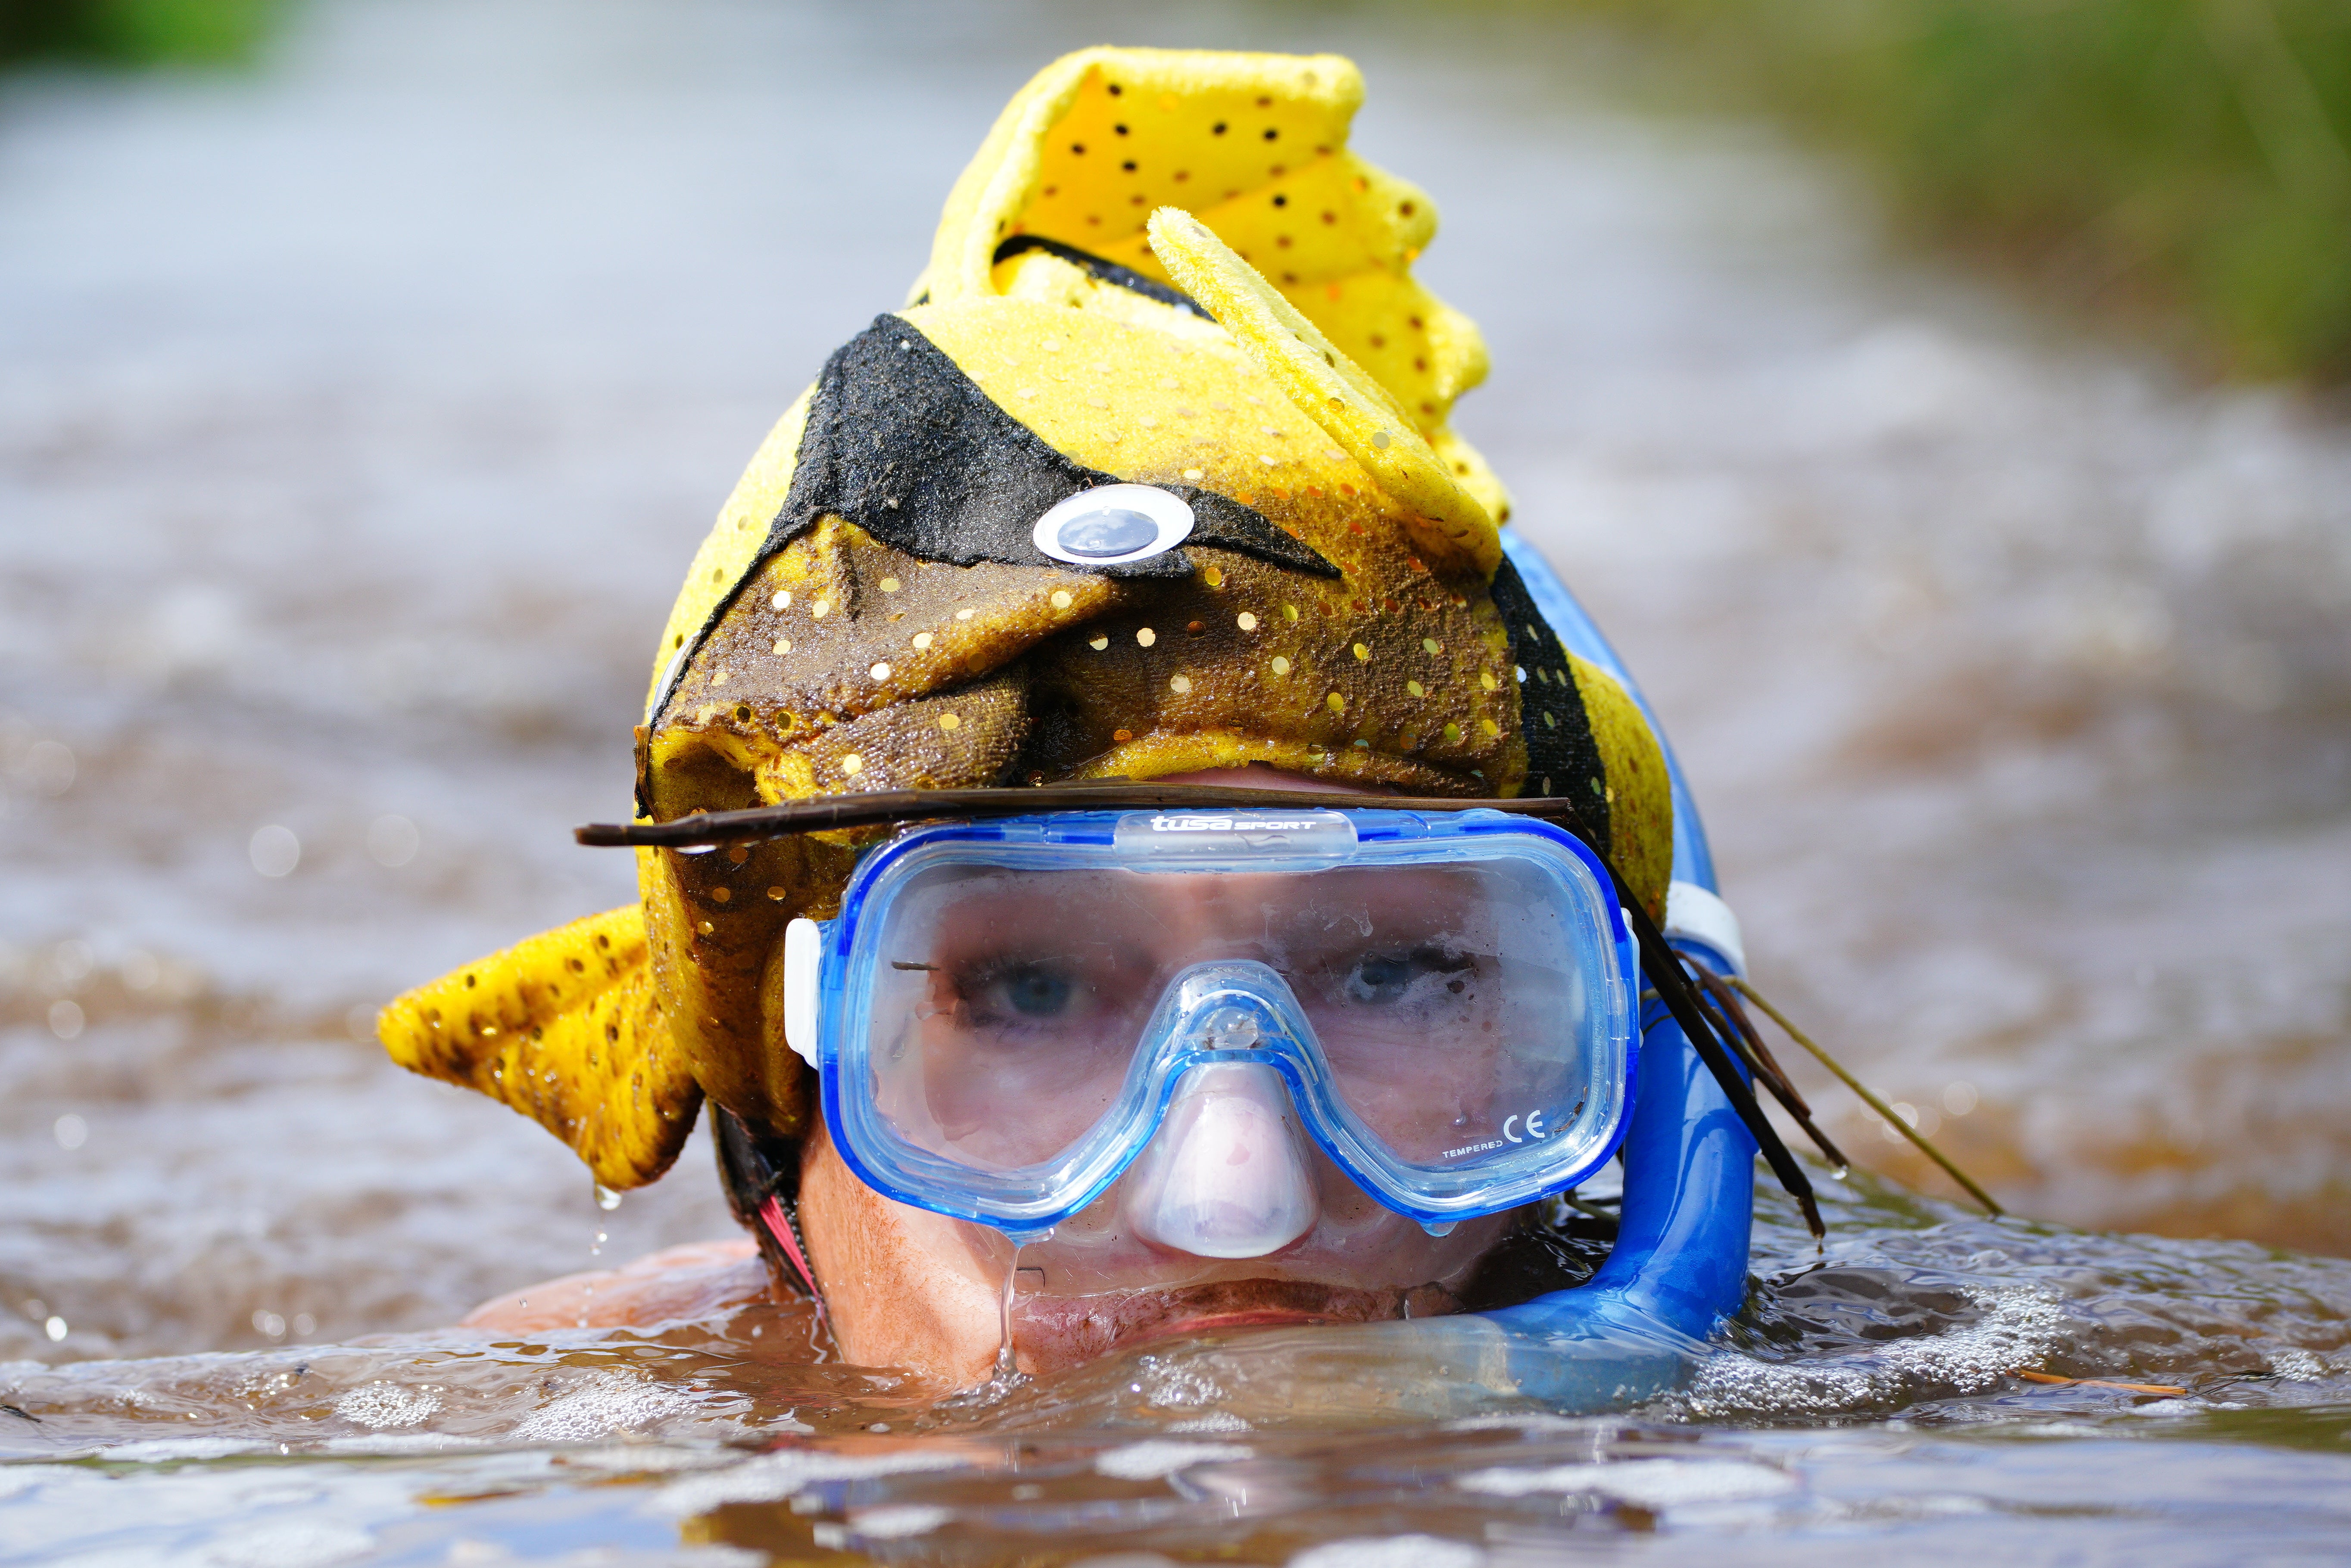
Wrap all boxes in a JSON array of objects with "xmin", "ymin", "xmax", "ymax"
[
  {"xmin": 1336, "ymin": 946, "xmax": 1478, "ymax": 1008},
  {"xmin": 957, "ymin": 958, "xmax": 1086, "ymax": 1028}
]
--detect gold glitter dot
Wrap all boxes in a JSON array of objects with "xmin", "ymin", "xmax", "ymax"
[
  {"xmin": 879, "ymin": 577, "xmax": 901, "ymax": 593},
  {"xmin": 1271, "ymin": 656, "xmax": 1292, "ymax": 675},
  {"xmin": 1422, "ymin": 638, "xmax": 1441, "ymax": 655},
  {"xmin": 727, "ymin": 845, "xmax": 749, "ymax": 863},
  {"xmin": 1480, "ymin": 671, "xmax": 1498, "ymax": 691},
  {"xmin": 913, "ymin": 632, "xmax": 934, "ymax": 650},
  {"xmin": 1479, "ymin": 718, "xmax": 1500, "ymax": 737},
  {"xmin": 1202, "ymin": 565, "xmax": 1224, "ymax": 588},
  {"xmin": 870, "ymin": 662, "xmax": 892, "ymax": 681},
  {"xmin": 1282, "ymin": 604, "xmax": 1300, "ymax": 622},
  {"xmin": 1352, "ymin": 643, "xmax": 1370, "ymax": 662},
  {"xmin": 1326, "ymin": 692, "xmax": 1346, "ymax": 713},
  {"xmin": 812, "ymin": 600, "xmax": 830, "ymax": 618},
  {"xmin": 1443, "ymin": 722, "xmax": 1462, "ymax": 742},
  {"xmin": 939, "ymin": 713, "xmax": 961, "ymax": 731},
  {"xmin": 956, "ymin": 608, "xmax": 976, "ymax": 621},
  {"xmin": 770, "ymin": 590, "xmax": 791, "ymax": 609},
  {"xmin": 1088, "ymin": 635, "xmax": 1110, "ymax": 651},
  {"xmin": 773, "ymin": 639, "xmax": 792, "ymax": 655},
  {"xmin": 1137, "ymin": 628, "xmax": 1157, "ymax": 647},
  {"xmin": 1170, "ymin": 674, "xmax": 1193, "ymax": 694},
  {"xmin": 766, "ymin": 886, "xmax": 786, "ymax": 900},
  {"xmin": 1407, "ymin": 679, "xmax": 1425, "ymax": 697},
  {"xmin": 1114, "ymin": 728, "xmax": 1134, "ymax": 742},
  {"xmin": 696, "ymin": 921, "xmax": 714, "ymax": 936},
  {"xmin": 711, "ymin": 886, "xmax": 731, "ymax": 903},
  {"xmin": 1236, "ymin": 612, "xmax": 1258, "ymax": 631},
  {"xmin": 1051, "ymin": 589, "xmax": 1073, "ymax": 610},
  {"xmin": 1182, "ymin": 467, "xmax": 1204, "ymax": 480},
  {"xmin": 840, "ymin": 753, "xmax": 863, "ymax": 775}
]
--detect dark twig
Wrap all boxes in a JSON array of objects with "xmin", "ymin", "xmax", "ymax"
[
  {"xmin": 580, "ymin": 783, "xmax": 1624, "ymax": 847},
  {"xmin": 1610, "ymin": 882, "xmax": 1825, "ymax": 1242},
  {"xmin": 1684, "ymin": 960, "xmax": 1852, "ymax": 1174},
  {"xmin": 1727, "ymin": 975, "xmax": 2005, "ymax": 1219}
]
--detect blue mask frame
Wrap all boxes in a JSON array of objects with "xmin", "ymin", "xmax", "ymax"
[{"xmin": 802, "ymin": 806, "xmax": 1640, "ymax": 1241}]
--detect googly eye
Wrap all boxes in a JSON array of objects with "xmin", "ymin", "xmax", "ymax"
[{"xmin": 1032, "ymin": 484, "xmax": 1194, "ymax": 566}]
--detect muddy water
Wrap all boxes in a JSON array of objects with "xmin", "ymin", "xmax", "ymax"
[{"xmin": 5, "ymin": 0, "xmax": 2351, "ymax": 1561}]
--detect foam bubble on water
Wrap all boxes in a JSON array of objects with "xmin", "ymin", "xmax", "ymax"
[
  {"xmin": 333, "ymin": 1381, "xmax": 441, "ymax": 1430},
  {"xmin": 321, "ymin": 1432, "xmax": 488, "ymax": 1455},
  {"xmin": 1166, "ymin": 1410, "xmax": 1251, "ymax": 1434},
  {"xmin": 1677, "ymin": 1285, "xmax": 2069, "ymax": 1416},
  {"xmin": 845, "ymin": 1503, "xmax": 954, "ymax": 1540},
  {"xmin": 1456, "ymin": 1458, "xmax": 1798, "ymax": 1509},
  {"xmin": 510, "ymin": 1368, "xmax": 695, "ymax": 1444},
  {"xmin": 2270, "ymin": 1347, "xmax": 2326, "ymax": 1382},
  {"xmin": 1440, "ymin": 1412, "xmax": 1602, "ymax": 1434},
  {"xmin": 650, "ymin": 1448, "xmax": 974, "ymax": 1516},
  {"xmin": 1289, "ymin": 1534, "xmax": 1485, "ymax": 1568},
  {"xmin": 93, "ymin": 1437, "xmax": 272, "ymax": 1463},
  {"xmin": 1094, "ymin": 1440, "xmax": 1254, "ymax": 1481}
]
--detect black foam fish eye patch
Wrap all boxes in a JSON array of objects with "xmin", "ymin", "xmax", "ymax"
[
  {"xmin": 760, "ymin": 316, "xmax": 1341, "ymax": 582},
  {"xmin": 1489, "ymin": 555, "xmax": 1612, "ymax": 856}
]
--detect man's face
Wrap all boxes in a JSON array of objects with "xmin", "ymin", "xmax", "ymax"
[{"xmin": 796, "ymin": 768, "xmax": 1518, "ymax": 1388}]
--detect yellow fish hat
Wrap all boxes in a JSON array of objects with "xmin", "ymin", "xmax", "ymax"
[{"xmin": 378, "ymin": 47, "xmax": 1673, "ymax": 1201}]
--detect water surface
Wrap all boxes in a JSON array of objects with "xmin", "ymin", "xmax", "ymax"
[{"xmin": 5, "ymin": 0, "xmax": 2350, "ymax": 1561}]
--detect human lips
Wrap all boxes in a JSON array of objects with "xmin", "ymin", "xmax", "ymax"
[{"xmin": 1009, "ymin": 1277, "xmax": 1460, "ymax": 1371}]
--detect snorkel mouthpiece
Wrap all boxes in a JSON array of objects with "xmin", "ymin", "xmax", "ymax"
[{"xmin": 1122, "ymin": 1006, "xmax": 1320, "ymax": 1259}]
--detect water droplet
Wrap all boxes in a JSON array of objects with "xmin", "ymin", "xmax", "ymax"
[
  {"xmin": 366, "ymin": 814, "xmax": 419, "ymax": 868},
  {"xmin": 594, "ymin": 1184, "xmax": 623, "ymax": 1212},
  {"xmin": 248, "ymin": 824, "xmax": 301, "ymax": 878},
  {"xmin": 44, "ymin": 1316, "xmax": 67, "ymax": 1342}
]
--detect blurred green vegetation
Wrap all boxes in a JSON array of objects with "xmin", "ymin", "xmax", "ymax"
[
  {"xmin": 0, "ymin": 0, "xmax": 282, "ymax": 68},
  {"xmin": 1554, "ymin": 0, "xmax": 2351, "ymax": 383}
]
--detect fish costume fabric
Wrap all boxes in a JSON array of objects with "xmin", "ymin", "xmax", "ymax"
[{"xmin": 379, "ymin": 48, "xmax": 1674, "ymax": 1220}]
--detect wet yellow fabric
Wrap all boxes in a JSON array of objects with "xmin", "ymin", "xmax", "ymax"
[
  {"xmin": 377, "ymin": 906, "xmax": 700, "ymax": 1188},
  {"xmin": 383, "ymin": 46, "xmax": 1675, "ymax": 1185}
]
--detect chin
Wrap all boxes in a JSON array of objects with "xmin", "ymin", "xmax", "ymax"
[{"xmin": 1010, "ymin": 1276, "xmax": 1464, "ymax": 1372}]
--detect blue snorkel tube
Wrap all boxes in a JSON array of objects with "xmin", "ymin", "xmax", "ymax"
[{"xmin": 1441, "ymin": 533, "xmax": 1754, "ymax": 1408}]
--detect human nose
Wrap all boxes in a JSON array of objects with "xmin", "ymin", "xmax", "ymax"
[{"xmin": 1120, "ymin": 1058, "xmax": 1320, "ymax": 1259}]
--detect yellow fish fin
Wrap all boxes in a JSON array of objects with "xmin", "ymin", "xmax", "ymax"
[
  {"xmin": 925, "ymin": 47, "xmax": 1489, "ymax": 448},
  {"xmin": 1146, "ymin": 205, "xmax": 1498, "ymax": 577},
  {"xmin": 377, "ymin": 905, "xmax": 702, "ymax": 1190}
]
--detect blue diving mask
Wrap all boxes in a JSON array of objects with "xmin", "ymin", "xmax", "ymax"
[{"xmin": 782, "ymin": 807, "xmax": 1640, "ymax": 1246}]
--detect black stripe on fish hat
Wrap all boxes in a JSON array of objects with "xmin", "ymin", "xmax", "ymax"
[{"xmin": 1489, "ymin": 554, "xmax": 1611, "ymax": 857}]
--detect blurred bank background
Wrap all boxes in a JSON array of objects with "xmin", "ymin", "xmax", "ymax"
[{"xmin": 3, "ymin": 0, "xmax": 2348, "ymax": 1362}]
